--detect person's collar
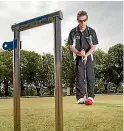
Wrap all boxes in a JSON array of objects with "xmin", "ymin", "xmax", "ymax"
[
  {"xmin": 76, "ymin": 25, "xmax": 80, "ymax": 32},
  {"xmin": 77, "ymin": 25, "xmax": 88, "ymax": 32}
]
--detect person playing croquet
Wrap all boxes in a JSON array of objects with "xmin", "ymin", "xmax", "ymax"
[{"xmin": 68, "ymin": 10, "xmax": 99, "ymax": 105}]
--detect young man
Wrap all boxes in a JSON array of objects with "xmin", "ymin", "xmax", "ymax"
[{"xmin": 68, "ymin": 10, "xmax": 99, "ymax": 104}]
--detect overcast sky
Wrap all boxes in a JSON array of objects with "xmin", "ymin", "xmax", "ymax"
[{"xmin": 0, "ymin": 1, "xmax": 123, "ymax": 55}]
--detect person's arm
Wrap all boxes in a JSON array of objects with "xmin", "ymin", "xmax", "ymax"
[
  {"xmin": 68, "ymin": 30, "xmax": 85, "ymax": 56},
  {"xmin": 70, "ymin": 45, "xmax": 85, "ymax": 56},
  {"xmin": 85, "ymin": 45, "xmax": 96, "ymax": 57},
  {"xmin": 84, "ymin": 29, "xmax": 99, "ymax": 58}
]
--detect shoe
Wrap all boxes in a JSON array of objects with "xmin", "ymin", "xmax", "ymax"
[
  {"xmin": 77, "ymin": 98, "xmax": 85, "ymax": 104},
  {"xmin": 85, "ymin": 97, "xmax": 94, "ymax": 105}
]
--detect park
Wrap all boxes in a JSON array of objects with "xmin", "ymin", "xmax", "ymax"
[{"xmin": 0, "ymin": 3, "xmax": 123, "ymax": 131}]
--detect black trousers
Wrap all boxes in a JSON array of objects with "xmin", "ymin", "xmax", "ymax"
[{"xmin": 75, "ymin": 55, "xmax": 95, "ymax": 100}]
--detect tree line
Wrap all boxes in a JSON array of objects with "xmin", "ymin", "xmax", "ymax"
[{"xmin": 0, "ymin": 43, "xmax": 123, "ymax": 97}]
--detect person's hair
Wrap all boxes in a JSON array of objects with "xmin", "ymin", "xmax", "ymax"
[{"xmin": 77, "ymin": 10, "xmax": 88, "ymax": 20}]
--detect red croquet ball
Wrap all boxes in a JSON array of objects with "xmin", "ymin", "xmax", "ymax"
[{"xmin": 85, "ymin": 99, "xmax": 93, "ymax": 105}]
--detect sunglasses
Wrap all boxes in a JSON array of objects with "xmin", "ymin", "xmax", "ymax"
[{"xmin": 78, "ymin": 18, "xmax": 87, "ymax": 23}]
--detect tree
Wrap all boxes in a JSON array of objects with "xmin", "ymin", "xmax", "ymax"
[
  {"xmin": 62, "ymin": 42, "xmax": 75, "ymax": 95},
  {"xmin": 41, "ymin": 53, "xmax": 54, "ymax": 95},
  {"xmin": 0, "ymin": 51, "xmax": 12, "ymax": 96},
  {"xmin": 93, "ymin": 49, "xmax": 110, "ymax": 93},
  {"xmin": 21, "ymin": 50, "xmax": 42, "ymax": 96},
  {"xmin": 107, "ymin": 43, "xmax": 123, "ymax": 93}
]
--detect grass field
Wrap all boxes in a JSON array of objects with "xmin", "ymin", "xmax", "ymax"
[{"xmin": 0, "ymin": 95, "xmax": 123, "ymax": 131}]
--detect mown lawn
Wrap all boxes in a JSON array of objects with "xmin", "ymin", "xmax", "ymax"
[{"xmin": 0, "ymin": 95, "xmax": 123, "ymax": 131}]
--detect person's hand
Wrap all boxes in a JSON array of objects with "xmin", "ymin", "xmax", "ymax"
[
  {"xmin": 80, "ymin": 50, "xmax": 85, "ymax": 56},
  {"xmin": 83, "ymin": 55, "xmax": 87, "ymax": 61},
  {"xmin": 77, "ymin": 50, "xmax": 85, "ymax": 56}
]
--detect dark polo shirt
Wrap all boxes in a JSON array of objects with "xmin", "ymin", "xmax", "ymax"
[{"xmin": 68, "ymin": 25, "xmax": 99, "ymax": 53}]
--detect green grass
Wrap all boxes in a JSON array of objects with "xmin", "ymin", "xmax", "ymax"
[{"xmin": 0, "ymin": 95, "xmax": 123, "ymax": 131}]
